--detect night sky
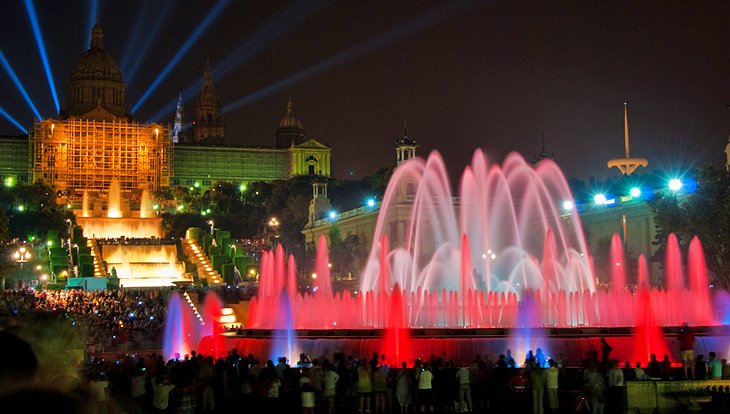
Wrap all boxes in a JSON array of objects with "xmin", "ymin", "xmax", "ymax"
[{"xmin": 1, "ymin": 0, "xmax": 729, "ymax": 182}]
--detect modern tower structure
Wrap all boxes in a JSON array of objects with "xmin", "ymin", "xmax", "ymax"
[{"xmin": 607, "ymin": 103, "xmax": 648, "ymax": 176}]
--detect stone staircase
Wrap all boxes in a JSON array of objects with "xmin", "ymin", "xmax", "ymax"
[
  {"xmin": 183, "ymin": 239, "xmax": 223, "ymax": 285},
  {"xmin": 88, "ymin": 238, "xmax": 108, "ymax": 277}
]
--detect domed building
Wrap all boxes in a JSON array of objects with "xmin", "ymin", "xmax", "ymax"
[
  {"xmin": 65, "ymin": 24, "xmax": 127, "ymax": 120},
  {"xmin": 30, "ymin": 23, "xmax": 169, "ymax": 205},
  {"xmin": 18, "ymin": 22, "xmax": 331, "ymax": 204}
]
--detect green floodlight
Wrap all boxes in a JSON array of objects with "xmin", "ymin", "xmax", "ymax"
[{"xmin": 4, "ymin": 177, "xmax": 14, "ymax": 187}]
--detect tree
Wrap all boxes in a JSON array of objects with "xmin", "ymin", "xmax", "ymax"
[{"xmin": 648, "ymin": 166, "xmax": 730, "ymax": 289}]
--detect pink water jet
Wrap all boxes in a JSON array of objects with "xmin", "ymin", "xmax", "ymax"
[{"xmin": 246, "ymin": 150, "xmax": 722, "ymax": 364}]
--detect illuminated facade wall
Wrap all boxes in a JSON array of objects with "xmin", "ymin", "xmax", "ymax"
[
  {"xmin": 31, "ymin": 119, "xmax": 170, "ymax": 200},
  {"xmin": 0, "ymin": 135, "xmax": 30, "ymax": 185},
  {"xmin": 172, "ymin": 140, "xmax": 331, "ymax": 189},
  {"xmin": 172, "ymin": 144, "xmax": 289, "ymax": 187}
]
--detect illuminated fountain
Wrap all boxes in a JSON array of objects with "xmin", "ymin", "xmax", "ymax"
[
  {"xmin": 238, "ymin": 150, "xmax": 729, "ymax": 364},
  {"xmin": 164, "ymin": 290, "xmax": 226, "ymax": 360},
  {"xmin": 75, "ymin": 180, "xmax": 189, "ymax": 287}
]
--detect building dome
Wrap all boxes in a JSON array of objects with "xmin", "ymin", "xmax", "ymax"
[
  {"xmin": 66, "ymin": 24, "xmax": 126, "ymax": 119},
  {"xmin": 278, "ymin": 96, "xmax": 302, "ymax": 129},
  {"xmin": 71, "ymin": 25, "xmax": 122, "ymax": 82},
  {"xmin": 276, "ymin": 96, "xmax": 305, "ymax": 147}
]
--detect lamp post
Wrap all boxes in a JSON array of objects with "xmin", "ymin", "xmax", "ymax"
[
  {"xmin": 13, "ymin": 246, "xmax": 31, "ymax": 288},
  {"xmin": 268, "ymin": 217, "xmax": 280, "ymax": 247}
]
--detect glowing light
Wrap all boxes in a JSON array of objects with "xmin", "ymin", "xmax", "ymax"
[
  {"xmin": 17, "ymin": 205, "xmax": 25, "ymax": 212},
  {"xmin": 668, "ymin": 178, "xmax": 683, "ymax": 192},
  {"xmin": 0, "ymin": 49, "xmax": 42, "ymax": 120},
  {"xmin": 328, "ymin": 211, "xmax": 336, "ymax": 219},
  {"xmin": 593, "ymin": 194, "xmax": 607, "ymax": 205},
  {"xmin": 132, "ymin": 0, "xmax": 232, "ymax": 114},
  {"xmin": 311, "ymin": 273, "xmax": 317, "ymax": 279},
  {"xmin": 4, "ymin": 177, "xmax": 14, "ymax": 187},
  {"xmin": 24, "ymin": 0, "xmax": 60, "ymax": 112},
  {"xmin": 0, "ymin": 106, "xmax": 28, "ymax": 134},
  {"xmin": 629, "ymin": 187, "xmax": 641, "ymax": 197},
  {"xmin": 561, "ymin": 200, "xmax": 574, "ymax": 211},
  {"xmin": 223, "ymin": 0, "xmax": 480, "ymax": 114},
  {"xmin": 239, "ymin": 184, "xmax": 246, "ymax": 192},
  {"xmin": 177, "ymin": 204, "xmax": 184, "ymax": 211},
  {"xmin": 367, "ymin": 198, "xmax": 375, "ymax": 207}
]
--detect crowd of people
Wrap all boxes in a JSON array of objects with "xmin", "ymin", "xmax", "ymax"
[{"xmin": 2, "ymin": 288, "xmax": 730, "ymax": 413}]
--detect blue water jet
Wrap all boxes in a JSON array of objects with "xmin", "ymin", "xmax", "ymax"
[{"xmin": 270, "ymin": 289, "xmax": 297, "ymax": 365}]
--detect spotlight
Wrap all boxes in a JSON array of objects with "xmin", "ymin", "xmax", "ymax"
[
  {"xmin": 561, "ymin": 200, "xmax": 574, "ymax": 211},
  {"xmin": 593, "ymin": 194, "xmax": 607, "ymax": 205},
  {"xmin": 24, "ymin": 0, "xmax": 60, "ymax": 112},
  {"xmin": 132, "ymin": 0, "xmax": 232, "ymax": 113},
  {"xmin": 629, "ymin": 187, "xmax": 641, "ymax": 197},
  {"xmin": 0, "ymin": 106, "xmax": 28, "ymax": 134},
  {"xmin": 367, "ymin": 198, "xmax": 375, "ymax": 207},
  {"xmin": 328, "ymin": 211, "xmax": 336, "ymax": 219},
  {"xmin": 668, "ymin": 179, "xmax": 683, "ymax": 192},
  {"xmin": 223, "ymin": 0, "xmax": 481, "ymax": 114},
  {"xmin": 0, "ymin": 50, "xmax": 42, "ymax": 120}
]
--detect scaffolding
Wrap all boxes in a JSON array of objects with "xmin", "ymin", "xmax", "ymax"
[{"xmin": 31, "ymin": 118, "xmax": 170, "ymax": 203}]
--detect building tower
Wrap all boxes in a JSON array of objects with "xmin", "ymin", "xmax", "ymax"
[
  {"xmin": 65, "ymin": 23, "xmax": 126, "ymax": 119},
  {"xmin": 193, "ymin": 62, "xmax": 224, "ymax": 144},
  {"xmin": 607, "ymin": 103, "xmax": 648, "ymax": 175},
  {"xmin": 306, "ymin": 180, "xmax": 332, "ymax": 228},
  {"xmin": 395, "ymin": 121, "xmax": 417, "ymax": 165},
  {"xmin": 276, "ymin": 96, "xmax": 306, "ymax": 147},
  {"xmin": 532, "ymin": 135, "xmax": 554, "ymax": 164},
  {"xmin": 171, "ymin": 93, "xmax": 183, "ymax": 144}
]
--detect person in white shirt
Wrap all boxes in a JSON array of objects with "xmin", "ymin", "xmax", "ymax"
[
  {"xmin": 456, "ymin": 363, "xmax": 472, "ymax": 413},
  {"xmin": 152, "ymin": 374, "xmax": 176, "ymax": 413},
  {"xmin": 634, "ymin": 362, "xmax": 647, "ymax": 380}
]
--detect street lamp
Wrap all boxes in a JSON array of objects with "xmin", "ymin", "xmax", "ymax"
[
  {"xmin": 268, "ymin": 217, "xmax": 280, "ymax": 247},
  {"xmin": 13, "ymin": 246, "xmax": 31, "ymax": 288}
]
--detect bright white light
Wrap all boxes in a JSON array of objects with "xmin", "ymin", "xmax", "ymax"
[
  {"xmin": 630, "ymin": 187, "xmax": 641, "ymax": 197},
  {"xmin": 328, "ymin": 211, "xmax": 336, "ymax": 219},
  {"xmin": 669, "ymin": 178, "xmax": 683, "ymax": 192},
  {"xmin": 367, "ymin": 199, "xmax": 375, "ymax": 207},
  {"xmin": 562, "ymin": 200, "xmax": 574, "ymax": 211},
  {"xmin": 594, "ymin": 194, "xmax": 607, "ymax": 205}
]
